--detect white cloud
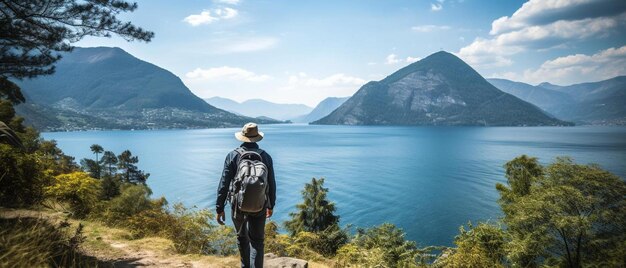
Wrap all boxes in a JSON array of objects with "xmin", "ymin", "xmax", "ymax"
[
  {"xmin": 490, "ymin": 0, "xmax": 625, "ymax": 35},
  {"xmin": 457, "ymin": 0, "xmax": 626, "ymax": 68},
  {"xmin": 183, "ymin": 7, "xmax": 238, "ymax": 26},
  {"xmin": 411, "ymin": 25, "xmax": 451, "ymax": 32},
  {"xmin": 492, "ymin": 45, "xmax": 626, "ymax": 85},
  {"xmin": 185, "ymin": 66, "xmax": 272, "ymax": 82},
  {"xmin": 214, "ymin": 0, "xmax": 240, "ymax": 5},
  {"xmin": 431, "ymin": 3, "xmax": 443, "ymax": 11},
  {"xmin": 385, "ymin": 54, "xmax": 400, "ymax": 65},
  {"xmin": 287, "ymin": 73, "xmax": 366, "ymax": 88},
  {"xmin": 406, "ymin": 56, "xmax": 421, "ymax": 63}
]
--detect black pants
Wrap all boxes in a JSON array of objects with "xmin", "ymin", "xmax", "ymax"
[{"xmin": 232, "ymin": 209, "xmax": 266, "ymax": 268}]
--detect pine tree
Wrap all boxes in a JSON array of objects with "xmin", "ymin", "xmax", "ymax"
[
  {"xmin": 0, "ymin": 0, "xmax": 153, "ymax": 105},
  {"xmin": 117, "ymin": 150, "xmax": 149, "ymax": 184},
  {"xmin": 285, "ymin": 178, "xmax": 339, "ymax": 235},
  {"xmin": 89, "ymin": 144, "xmax": 103, "ymax": 178},
  {"xmin": 101, "ymin": 151, "xmax": 118, "ymax": 176}
]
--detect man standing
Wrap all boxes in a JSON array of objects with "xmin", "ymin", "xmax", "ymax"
[{"xmin": 216, "ymin": 123, "xmax": 276, "ymax": 268}]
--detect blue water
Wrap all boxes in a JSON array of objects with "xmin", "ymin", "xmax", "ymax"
[{"xmin": 43, "ymin": 125, "xmax": 626, "ymax": 246}]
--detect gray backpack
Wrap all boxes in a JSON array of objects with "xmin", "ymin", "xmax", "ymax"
[{"xmin": 229, "ymin": 148, "xmax": 269, "ymax": 214}]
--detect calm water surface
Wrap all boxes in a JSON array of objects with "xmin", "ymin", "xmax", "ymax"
[{"xmin": 43, "ymin": 125, "xmax": 626, "ymax": 246}]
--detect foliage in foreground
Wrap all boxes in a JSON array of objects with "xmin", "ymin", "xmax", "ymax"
[
  {"xmin": 0, "ymin": 217, "xmax": 98, "ymax": 267},
  {"xmin": 495, "ymin": 156, "xmax": 626, "ymax": 267}
]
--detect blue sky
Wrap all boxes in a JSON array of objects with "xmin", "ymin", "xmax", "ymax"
[{"xmin": 77, "ymin": 0, "xmax": 626, "ymax": 106}]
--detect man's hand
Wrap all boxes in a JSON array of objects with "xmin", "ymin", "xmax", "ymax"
[
  {"xmin": 266, "ymin": 208, "xmax": 273, "ymax": 218},
  {"xmin": 217, "ymin": 211, "xmax": 225, "ymax": 225}
]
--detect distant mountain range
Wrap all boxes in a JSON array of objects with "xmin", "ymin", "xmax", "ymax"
[
  {"xmin": 204, "ymin": 97, "xmax": 312, "ymax": 121},
  {"xmin": 314, "ymin": 51, "xmax": 569, "ymax": 126},
  {"xmin": 292, "ymin": 97, "xmax": 350, "ymax": 123},
  {"xmin": 13, "ymin": 47, "xmax": 278, "ymax": 131},
  {"xmin": 488, "ymin": 76, "xmax": 626, "ymax": 125}
]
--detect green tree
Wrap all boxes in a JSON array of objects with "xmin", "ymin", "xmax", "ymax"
[
  {"xmin": 351, "ymin": 223, "xmax": 421, "ymax": 266},
  {"xmin": 285, "ymin": 178, "xmax": 339, "ymax": 235},
  {"xmin": 0, "ymin": 144, "xmax": 51, "ymax": 207},
  {"xmin": 497, "ymin": 156, "xmax": 626, "ymax": 267},
  {"xmin": 80, "ymin": 158, "xmax": 99, "ymax": 179},
  {"xmin": 117, "ymin": 150, "xmax": 149, "ymax": 184},
  {"xmin": 0, "ymin": 0, "xmax": 153, "ymax": 105},
  {"xmin": 436, "ymin": 222, "xmax": 508, "ymax": 268},
  {"xmin": 101, "ymin": 150, "xmax": 118, "ymax": 175},
  {"xmin": 90, "ymin": 144, "xmax": 103, "ymax": 178},
  {"xmin": 99, "ymin": 174, "xmax": 121, "ymax": 200}
]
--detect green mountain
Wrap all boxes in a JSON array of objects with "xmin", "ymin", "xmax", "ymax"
[
  {"xmin": 487, "ymin": 78, "xmax": 575, "ymax": 112},
  {"xmin": 13, "ymin": 47, "xmax": 277, "ymax": 130},
  {"xmin": 313, "ymin": 51, "xmax": 569, "ymax": 126},
  {"xmin": 490, "ymin": 77, "xmax": 626, "ymax": 125},
  {"xmin": 205, "ymin": 97, "xmax": 312, "ymax": 121},
  {"xmin": 293, "ymin": 97, "xmax": 349, "ymax": 123}
]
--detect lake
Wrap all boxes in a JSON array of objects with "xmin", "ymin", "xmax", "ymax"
[{"xmin": 43, "ymin": 125, "xmax": 626, "ymax": 246}]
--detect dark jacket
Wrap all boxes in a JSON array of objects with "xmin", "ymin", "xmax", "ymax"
[{"xmin": 216, "ymin": 142, "xmax": 276, "ymax": 214}]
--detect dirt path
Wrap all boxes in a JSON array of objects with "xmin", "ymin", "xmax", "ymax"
[{"xmin": 0, "ymin": 208, "xmax": 239, "ymax": 267}]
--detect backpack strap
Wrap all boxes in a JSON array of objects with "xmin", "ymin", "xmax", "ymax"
[{"xmin": 235, "ymin": 147, "xmax": 264, "ymax": 162}]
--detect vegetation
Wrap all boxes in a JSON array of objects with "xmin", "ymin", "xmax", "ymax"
[
  {"xmin": 0, "ymin": 0, "xmax": 153, "ymax": 106},
  {"xmin": 495, "ymin": 156, "xmax": 626, "ymax": 267},
  {"xmin": 0, "ymin": 217, "xmax": 92, "ymax": 267}
]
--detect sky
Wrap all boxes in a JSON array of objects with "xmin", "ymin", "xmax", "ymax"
[{"xmin": 76, "ymin": 0, "xmax": 626, "ymax": 107}]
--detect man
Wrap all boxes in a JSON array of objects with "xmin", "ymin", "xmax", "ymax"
[{"xmin": 216, "ymin": 122, "xmax": 276, "ymax": 268}]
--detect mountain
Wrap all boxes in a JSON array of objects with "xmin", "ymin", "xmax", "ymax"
[
  {"xmin": 313, "ymin": 51, "xmax": 569, "ymax": 126},
  {"xmin": 487, "ymin": 78, "xmax": 575, "ymax": 112},
  {"xmin": 13, "ymin": 47, "xmax": 277, "ymax": 130},
  {"xmin": 292, "ymin": 97, "xmax": 349, "ymax": 123},
  {"xmin": 203, "ymin": 97, "xmax": 242, "ymax": 115},
  {"xmin": 537, "ymin": 82, "xmax": 563, "ymax": 91},
  {"xmin": 489, "ymin": 77, "xmax": 626, "ymax": 125},
  {"xmin": 205, "ymin": 97, "xmax": 312, "ymax": 121}
]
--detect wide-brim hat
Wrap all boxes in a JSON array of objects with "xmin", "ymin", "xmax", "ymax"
[{"xmin": 235, "ymin": 122, "xmax": 264, "ymax": 142}]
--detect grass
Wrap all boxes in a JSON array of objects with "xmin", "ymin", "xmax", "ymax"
[{"xmin": 0, "ymin": 208, "xmax": 331, "ymax": 267}]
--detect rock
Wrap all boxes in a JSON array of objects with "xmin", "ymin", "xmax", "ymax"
[
  {"xmin": 264, "ymin": 253, "xmax": 278, "ymax": 259},
  {"xmin": 264, "ymin": 256, "xmax": 308, "ymax": 268}
]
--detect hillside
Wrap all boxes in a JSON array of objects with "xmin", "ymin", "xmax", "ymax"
[
  {"xmin": 490, "ymin": 77, "xmax": 626, "ymax": 125},
  {"xmin": 13, "ymin": 47, "xmax": 277, "ymax": 130},
  {"xmin": 314, "ymin": 51, "xmax": 569, "ymax": 126},
  {"xmin": 205, "ymin": 97, "xmax": 312, "ymax": 121},
  {"xmin": 487, "ymin": 78, "xmax": 575, "ymax": 112},
  {"xmin": 293, "ymin": 97, "xmax": 349, "ymax": 123},
  {"xmin": 0, "ymin": 209, "xmax": 321, "ymax": 268}
]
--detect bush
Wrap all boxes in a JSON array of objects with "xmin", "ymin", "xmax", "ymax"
[
  {"xmin": 45, "ymin": 172, "xmax": 101, "ymax": 217},
  {"xmin": 0, "ymin": 144, "xmax": 52, "ymax": 207},
  {"xmin": 352, "ymin": 223, "xmax": 420, "ymax": 266},
  {"xmin": 0, "ymin": 217, "xmax": 98, "ymax": 267},
  {"xmin": 165, "ymin": 203, "xmax": 237, "ymax": 255},
  {"xmin": 265, "ymin": 221, "xmax": 290, "ymax": 256},
  {"xmin": 336, "ymin": 243, "xmax": 386, "ymax": 267},
  {"xmin": 435, "ymin": 222, "xmax": 508, "ymax": 268},
  {"xmin": 97, "ymin": 184, "xmax": 155, "ymax": 224},
  {"xmin": 99, "ymin": 174, "xmax": 121, "ymax": 200}
]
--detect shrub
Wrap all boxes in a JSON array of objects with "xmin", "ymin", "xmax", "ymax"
[
  {"xmin": 351, "ymin": 223, "xmax": 423, "ymax": 267},
  {"xmin": 99, "ymin": 174, "xmax": 121, "ymax": 200},
  {"xmin": 0, "ymin": 217, "xmax": 97, "ymax": 267},
  {"xmin": 0, "ymin": 144, "xmax": 52, "ymax": 207},
  {"xmin": 166, "ymin": 203, "xmax": 238, "ymax": 255},
  {"xmin": 435, "ymin": 222, "xmax": 508, "ymax": 268},
  {"xmin": 265, "ymin": 221, "xmax": 290, "ymax": 256},
  {"xmin": 45, "ymin": 172, "xmax": 101, "ymax": 217},
  {"xmin": 98, "ymin": 184, "xmax": 154, "ymax": 224}
]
